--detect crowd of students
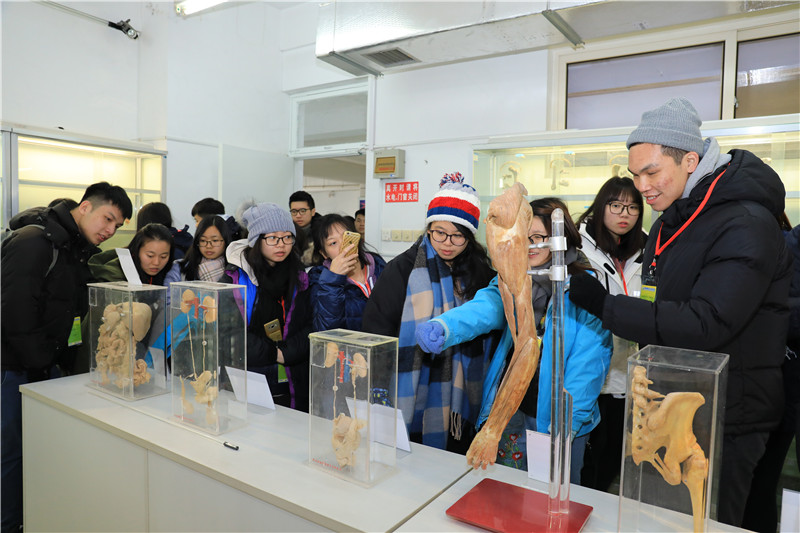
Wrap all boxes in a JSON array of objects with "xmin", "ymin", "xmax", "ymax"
[{"xmin": 2, "ymin": 97, "xmax": 797, "ymax": 533}]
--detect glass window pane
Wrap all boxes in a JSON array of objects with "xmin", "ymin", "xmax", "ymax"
[
  {"xmin": 736, "ymin": 33, "xmax": 800, "ymax": 118},
  {"xmin": 567, "ymin": 43, "xmax": 724, "ymax": 129},
  {"xmin": 141, "ymin": 157, "xmax": 163, "ymax": 191},
  {"xmin": 297, "ymin": 92, "xmax": 367, "ymax": 148}
]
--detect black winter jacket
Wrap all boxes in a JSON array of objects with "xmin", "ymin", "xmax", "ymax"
[
  {"xmin": 1, "ymin": 203, "xmax": 99, "ymax": 378},
  {"xmin": 361, "ymin": 243, "xmax": 418, "ymax": 336},
  {"xmin": 603, "ymin": 149, "xmax": 792, "ymax": 435}
]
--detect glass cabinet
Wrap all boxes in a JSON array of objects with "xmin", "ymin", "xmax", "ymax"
[
  {"xmin": 1, "ymin": 125, "xmax": 166, "ymax": 249},
  {"xmin": 473, "ymin": 115, "xmax": 799, "ymax": 242}
]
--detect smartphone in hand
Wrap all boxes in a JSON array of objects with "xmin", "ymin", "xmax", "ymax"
[{"xmin": 340, "ymin": 231, "xmax": 361, "ymax": 257}]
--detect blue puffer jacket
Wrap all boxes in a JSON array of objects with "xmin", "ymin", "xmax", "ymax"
[
  {"xmin": 308, "ymin": 252, "xmax": 386, "ymax": 332},
  {"xmin": 432, "ymin": 276, "xmax": 612, "ymax": 438}
]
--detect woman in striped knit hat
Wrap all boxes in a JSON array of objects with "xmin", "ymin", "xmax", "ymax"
[{"xmin": 362, "ymin": 172, "xmax": 497, "ymax": 453}]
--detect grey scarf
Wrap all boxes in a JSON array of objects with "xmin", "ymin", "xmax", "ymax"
[{"xmin": 682, "ymin": 137, "xmax": 732, "ymax": 199}]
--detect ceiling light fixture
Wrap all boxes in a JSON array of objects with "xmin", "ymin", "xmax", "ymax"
[
  {"xmin": 542, "ymin": 9, "xmax": 584, "ymax": 48},
  {"xmin": 175, "ymin": 0, "xmax": 227, "ymax": 16}
]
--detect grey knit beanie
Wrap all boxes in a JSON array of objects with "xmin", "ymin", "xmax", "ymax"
[
  {"xmin": 241, "ymin": 202, "xmax": 295, "ymax": 248},
  {"xmin": 626, "ymin": 97, "xmax": 705, "ymax": 155}
]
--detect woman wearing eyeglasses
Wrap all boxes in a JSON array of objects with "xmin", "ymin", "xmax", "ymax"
[
  {"xmin": 222, "ymin": 203, "xmax": 312, "ymax": 412},
  {"xmin": 414, "ymin": 197, "xmax": 612, "ymax": 479},
  {"xmin": 575, "ymin": 176, "xmax": 646, "ymax": 492},
  {"xmin": 164, "ymin": 216, "xmax": 232, "ymax": 288},
  {"xmin": 362, "ymin": 174, "xmax": 496, "ymax": 453}
]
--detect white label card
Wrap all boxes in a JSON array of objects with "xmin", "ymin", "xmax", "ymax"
[
  {"xmin": 526, "ymin": 429, "xmax": 550, "ymax": 483},
  {"xmin": 345, "ymin": 397, "xmax": 411, "ymax": 452},
  {"xmin": 226, "ymin": 366, "xmax": 275, "ymax": 410},
  {"xmin": 780, "ymin": 488, "xmax": 800, "ymax": 533},
  {"xmin": 115, "ymin": 248, "xmax": 142, "ymax": 286}
]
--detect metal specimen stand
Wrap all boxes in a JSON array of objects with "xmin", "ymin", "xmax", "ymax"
[{"xmin": 527, "ymin": 208, "xmax": 572, "ymax": 520}]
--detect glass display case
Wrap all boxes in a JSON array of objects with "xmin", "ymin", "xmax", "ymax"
[
  {"xmin": 473, "ymin": 116, "xmax": 799, "ymax": 244},
  {"xmin": 170, "ymin": 281, "xmax": 247, "ymax": 435},
  {"xmin": 308, "ymin": 329, "xmax": 398, "ymax": 486},
  {"xmin": 88, "ymin": 282, "xmax": 169, "ymax": 401},
  {"xmin": 0, "ymin": 125, "xmax": 165, "ymax": 246},
  {"xmin": 619, "ymin": 345, "xmax": 729, "ymax": 533}
]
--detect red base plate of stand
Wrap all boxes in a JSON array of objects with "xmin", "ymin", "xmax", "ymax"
[{"xmin": 446, "ymin": 478, "xmax": 593, "ymax": 533}]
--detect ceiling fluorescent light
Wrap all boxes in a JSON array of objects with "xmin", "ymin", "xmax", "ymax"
[
  {"xmin": 542, "ymin": 9, "xmax": 584, "ymax": 48},
  {"xmin": 175, "ymin": 0, "xmax": 227, "ymax": 16}
]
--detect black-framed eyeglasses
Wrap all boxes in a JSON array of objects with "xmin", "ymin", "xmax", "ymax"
[
  {"xmin": 428, "ymin": 229, "xmax": 466, "ymax": 246},
  {"xmin": 261, "ymin": 235, "xmax": 296, "ymax": 246},
  {"xmin": 198, "ymin": 239, "xmax": 225, "ymax": 248},
  {"xmin": 528, "ymin": 233, "xmax": 549, "ymax": 245},
  {"xmin": 607, "ymin": 201, "xmax": 641, "ymax": 216},
  {"xmin": 290, "ymin": 208, "xmax": 309, "ymax": 216}
]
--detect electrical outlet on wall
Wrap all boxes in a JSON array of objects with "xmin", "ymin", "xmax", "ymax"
[
  {"xmin": 382, "ymin": 229, "xmax": 392, "ymax": 241},
  {"xmin": 402, "ymin": 229, "xmax": 414, "ymax": 242},
  {"xmin": 391, "ymin": 230, "xmax": 402, "ymax": 241}
]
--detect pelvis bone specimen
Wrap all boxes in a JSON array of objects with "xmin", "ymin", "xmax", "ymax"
[
  {"xmin": 466, "ymin": 182, "xmax": 541, "ymax": 470},
  {"xmin": 178, "ymin": 289, "xmax": 219, "ymax": 426},
  {"xmin": 630, "ymin": 365, "xmax": 708, "ymax": 533},
  {"xmin": 96, "ymin": 302, "xmax": 152, "ymax": 389}
]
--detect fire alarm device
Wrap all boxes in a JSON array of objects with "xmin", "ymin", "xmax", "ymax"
[{"xmin": 374, "ymin": 149, "xmax": 405, "ymax": 179}]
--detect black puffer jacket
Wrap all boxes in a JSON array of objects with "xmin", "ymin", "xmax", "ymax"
[
  {"xmin": 1, "ymin": 203, "xmax": 99, "ymax": 378},
  {"xmin": 603, "ymin": 149, "xmax": 792, "ymax": 435}
]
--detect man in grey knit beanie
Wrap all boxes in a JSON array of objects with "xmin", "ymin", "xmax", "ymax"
[{"xmin": 569, "ymin": 96, "xmax": 792, "ymax": 530}]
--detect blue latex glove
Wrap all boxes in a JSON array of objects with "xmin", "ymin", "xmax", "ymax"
[{"xmin": 415, "ymin": 321, "xmax": 446, "ymax": 354}]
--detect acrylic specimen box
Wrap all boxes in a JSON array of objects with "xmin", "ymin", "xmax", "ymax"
[
  {"xmin": 170, "ymin": 281, "xmax": 247, "ymax": 435},
  {"xmin": 88, "ymin": 282, "xmax": 169, "ymax": 401},
  {"xmin": 619, "ymin": 345, "xmax": 729, "ymax": 533},
  {"xmin": 308, "ymin": 329, "xmax": 398, "ymax": 486}
]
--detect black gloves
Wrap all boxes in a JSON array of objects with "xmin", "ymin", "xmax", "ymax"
[{"xmin": 568, "ymin": 273, "xmax": 607, "ymax": 320}]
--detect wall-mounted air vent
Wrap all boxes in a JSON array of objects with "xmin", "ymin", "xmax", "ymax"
[{"xmin": 363, "ymin": 49, "xmax": 420, "ymax": 68}]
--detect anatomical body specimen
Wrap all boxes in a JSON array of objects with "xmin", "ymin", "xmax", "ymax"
[
  {"xmin": 95, "ymin": 302, "xmax": 152, "ymax": 389},
  {"xmin": 466, "ymin": 182, "xmax": 541, "ymax": 470},
  {"xmin": 178, "ymin": 289, "xmax": 220, "ymax": 426},
  {"xmin": 630, "ymin": 365, "xmax": 708, "ymax": 533},
  {"xmin": 326, "ymin": 341, "xmax": 369, "ymax": 467}
]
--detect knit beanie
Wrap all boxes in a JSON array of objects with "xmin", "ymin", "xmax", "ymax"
[
  {"xmin": 626, "ymin": 97, "xmax": 705, "ymax": 156},
  {"xmin": 241, "ymin": 202, "xmax": 295, "ymax": 248},
  {"xmin": 426, "ymin": 172, "xmax": 481, "ymax": 235}
]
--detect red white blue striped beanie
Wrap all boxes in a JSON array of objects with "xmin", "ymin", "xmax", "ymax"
[{"xmin": 426, "ymin": 172, "xmax": 481, "ymax": 235}]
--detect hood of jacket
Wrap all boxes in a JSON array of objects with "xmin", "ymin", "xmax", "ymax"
[
  {"xmin": 9, "ymin": 203, "xmax": 98, "ymax": 256},
  {"xmin": 663, "ymin": 149, "xmax": 785, "ymax": 228},
  {"xmin": 226, "ymin": 238, "xmax": 259, "ymax": 285}
]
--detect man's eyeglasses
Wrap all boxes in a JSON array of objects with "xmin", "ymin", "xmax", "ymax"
[
  {"xmin": 528, "ymin": 234, "xmax": 549, "ymax": 245},
  {"xmin": 290, "ymin": 208, "xmax": 309, "ymax": 216},
  {"xmin": 198, "ymin": 239, "xmax": 225, "ymax": 248},
  {"xmin": 262, "ymin": 235, "xmax": 296, "ymax": 246},
  {"xmin": 607, "ymin": 202, "xmax": 641, "ymax": 216},
  {"xmin": 429, "ymin": 229, "xmax": 466, "ymax": 246}
]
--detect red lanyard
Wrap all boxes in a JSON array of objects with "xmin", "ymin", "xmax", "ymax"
[
  {"xmin": 651, "ymin": 167, "xmax": 728, "ymax": 273},
  {"xmin": 351, "ymin": 266, "xmax": 371, "ymax": 299},
  {"xmin": 613, "ymin": 258, "xmax": 629, "ymax": 295}
]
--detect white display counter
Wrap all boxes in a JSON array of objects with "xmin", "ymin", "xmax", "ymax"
[
  {"xmin": 20, "ymin": 374, "xmax": 470, "ymax": 532},
  {"xmin": 399, "ymin": 463, "xmax": 749, "ymax": 532}
]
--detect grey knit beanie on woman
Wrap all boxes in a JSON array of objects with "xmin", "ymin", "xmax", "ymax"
[
  {"xmin": 626, "ymin": 97, "xmax": 705, "ymax": 156},
  {"xmin": 241, "ymin": 202, "xmax": 295, "ymax": 248}
]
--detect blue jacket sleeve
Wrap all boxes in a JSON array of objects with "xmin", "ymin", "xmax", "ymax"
[
  {"xmin": 309, "ymin": 266, "xmax": 348, "ymax": 332},
  {"xmin": 163, "ymin": 261, "xmax": 183, "ymax": 305},
  {"xmin": 537, "ymin": 292, "xmax": 612, "ymax": 438},
  {"xmin": 434, "ymin": 277, "xmax": 507, "ymax": 350}
]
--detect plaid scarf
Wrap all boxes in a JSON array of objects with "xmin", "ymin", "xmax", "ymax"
[
  {"xmin": 397, "ymin": 236, "xmax": 486, "ymax": 449},
  {"xmin": 197, "ymin": 257, "xmax": 226, "ymax": 282}
]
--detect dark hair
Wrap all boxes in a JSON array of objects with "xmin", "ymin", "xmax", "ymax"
[
  {"xmin": 191, "ymin": 198, "xmax": 225, "ymax": 217},
  {"xmin": 181, "ymin": 216, "xmax": 232, "ymax": 281},
  {"xmin": 530, "ymin": 197, "xmax": 590, "ymax": 276},
  {"xmin": 355, "ymin": 209, "xmax": 365, "ymax": 218},
  {"xmin": 49, "ymin": 197, "xmax": 78, "ymax": 210},
  {"xmin": 81, "ymin": 181, "xmax": 133, "ymax": 220},
  {"xmin": 289, "ymin": 190, "xmax": 315, "ymax": 209},
  {"xmin": 127, "ymin": 223, "xmax": 174, "ymax": 285},
  {"xmin": 137, "ymin": 202, "xmax": 172, "ymax": 230},
  {"xmin": 312, "ymin": 214, "xmax": 367, "ymax": 267},
  {"xmin": 426, "ymin": 221, "xmax": 495, "ymax": 300},
  {"xmin": 661, "ymin": 145, "xmax": 689, "ymax": 165},
  {"xmin": 577, "ymin": 177, "xmax": 645, "ymax": 261},
  {"xmin": 244, "ymin": 233, "xmax": 304, "ymax": 298}
]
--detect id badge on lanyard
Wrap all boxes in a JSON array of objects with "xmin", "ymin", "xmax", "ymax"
[{"xmin": 641, "ymin": 271, "xmax": 657, "ymax": 303}]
